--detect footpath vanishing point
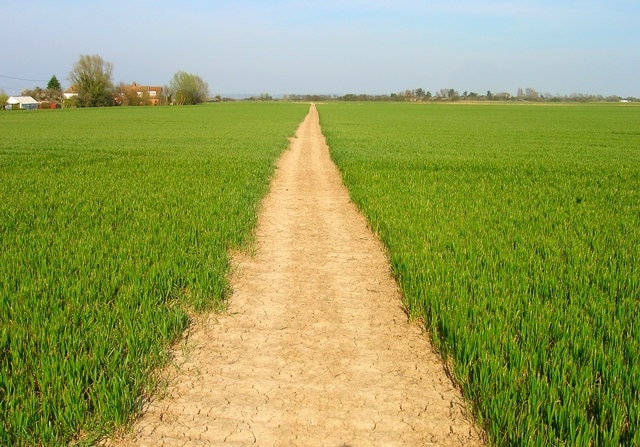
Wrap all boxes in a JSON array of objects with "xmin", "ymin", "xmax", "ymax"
[{"xmin": 108, "ymin": 104, "xmax": 484, "ymax": 446}]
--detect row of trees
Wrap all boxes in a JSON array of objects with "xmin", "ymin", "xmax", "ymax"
[
  {"xmin": 7, "ymin": 54, "xmax": 636, "ymax": 107},
  {"xmin": 392, "ymin": 87, "xmax": 635, "ymax": 102},
  {"xmin": 10, "ymin": 55, "xmax": 210, "ymax": 108},
  {"xmin": 283, "ymin": 89, "xmax": 638, "ymax": 103}
]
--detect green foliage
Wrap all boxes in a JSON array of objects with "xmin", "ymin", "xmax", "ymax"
[
  {"xmin": 0, "ymin": 103, "xmax": 308, "ymax": 446},
  {"xmin": 168, "ymin": 71, "xmax": 209, "ymax": 105},
  {"xmin": 69, "ymin": 55, "xmax": 115, "ymax": 107},
  {"xmin": 318, "ymin": 102, "xmax": 640, "ymax": 446},
  {"xmin": 47, "ymin": 75, "xmax": 62, "ymax": 91}
]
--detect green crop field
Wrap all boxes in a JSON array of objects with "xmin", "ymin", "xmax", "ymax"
[
  {"xmin": 0, "ymin": 102, "xmax": 308, "ymax": 446},
  {"xmin": 318, "ymin": 102, "xmax": 640, "ymax": 446},
  {"xmin": 3, "ymin": 101, "xmax": 639, "ymax": 446}
]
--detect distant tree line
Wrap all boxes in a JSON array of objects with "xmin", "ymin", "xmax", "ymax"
[
  {"xmin": 6, "ymin": 56, "xmax": 637, "ymax": 108},
  {"xmin": 282, "ymin": 88, "xmax": 637, "ymax": 103}
]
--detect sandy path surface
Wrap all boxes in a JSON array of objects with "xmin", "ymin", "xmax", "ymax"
[{"xmin": 108, "ymin": 104, "xmax": 484, "ymax": 446}]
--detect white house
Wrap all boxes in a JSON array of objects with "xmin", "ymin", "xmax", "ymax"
[
  {"xmin": 6, "ymin": 96, "xmax": 39, "ymax": 110},
  {"xmin": 63, "ymin": 86, "xmax": 78, "ymax": 100}
]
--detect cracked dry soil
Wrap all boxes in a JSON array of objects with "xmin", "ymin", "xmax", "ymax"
[{"xmin": 107, "ymin": 105, "xmax": 485, "ymax": 446}]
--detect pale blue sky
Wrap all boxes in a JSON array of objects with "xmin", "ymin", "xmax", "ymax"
[{"xmin": 1, "ymin": 0, "xmax": 638, "ymax": 96}]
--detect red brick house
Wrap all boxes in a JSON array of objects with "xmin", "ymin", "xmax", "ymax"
[{"xmin": 115, "ymin": 82, "xmax": 164, "ymax": 106}]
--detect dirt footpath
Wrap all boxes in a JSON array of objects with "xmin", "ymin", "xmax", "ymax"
[{"xmin": 109, "ymin": 104, "xmax": 484, "ymax": 446}]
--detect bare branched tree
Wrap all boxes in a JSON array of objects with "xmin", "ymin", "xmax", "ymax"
[{"xmin": 69, "ymin": 55, "xmax": 115, "ymax": 107}]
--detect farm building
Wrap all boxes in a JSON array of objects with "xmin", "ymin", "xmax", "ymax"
[{"xmin": 6, "ymin": 96, "xmax": 39, "ymax": 110}]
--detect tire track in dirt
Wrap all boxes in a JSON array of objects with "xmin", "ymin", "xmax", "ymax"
[{"xmin": 107, "ymin": 104, "xmax": 484, "ymax": 446}]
